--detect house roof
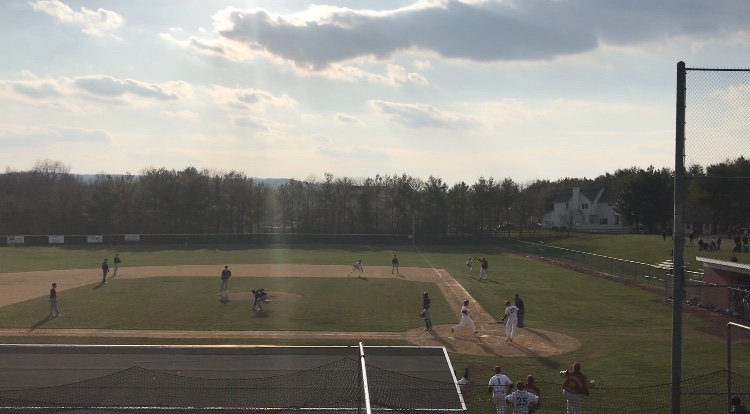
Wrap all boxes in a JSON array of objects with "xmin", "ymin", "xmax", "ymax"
[{"xmin": 553, "ymin": 186, "xmax": 615, "ymax": 204}]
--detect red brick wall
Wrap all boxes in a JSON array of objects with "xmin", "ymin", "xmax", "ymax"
[{"xmin": 702, "ymin": 268, "xmax": 730, "ymax": 310}]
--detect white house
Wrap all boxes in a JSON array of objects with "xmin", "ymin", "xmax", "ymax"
[{"xmin": 542, "ymin": 186, "xmax": 625, "ymax": 232}]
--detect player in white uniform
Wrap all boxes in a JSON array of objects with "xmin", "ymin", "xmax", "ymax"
[
  {"xmin": 499, "ymin": 300, "xmax": 519, "ymax": 343},
  {"xmin": 466, "ymin": 257, "xmax": 475, "ymax": 275},
  {"xmin": 347, "ymin": 259, "xmax": 363, "ymax": 277},
  {"xmin": 451, "ymin": 300, "xmax": 478, "ymax": 334},
  {"xmin": 488, "ymin": 365, "xmax": 513, "ymax": 414},
  {"xmin": 505, "ymin": 382, "xmax": 539, "ymax": 414}
]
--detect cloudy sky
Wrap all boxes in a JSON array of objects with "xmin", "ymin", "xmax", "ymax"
[{"xmin": 2, "ymin": 0, "xmax": 749, "ymax": 185}]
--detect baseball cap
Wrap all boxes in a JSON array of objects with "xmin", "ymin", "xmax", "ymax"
[{"xmin": 732, "ymin": 395, "xmax": 741, "ymax": 405}]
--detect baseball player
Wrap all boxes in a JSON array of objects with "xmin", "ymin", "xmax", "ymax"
[
  {"xmin": 252, "ymin": 288, "xmax": 268, "ymax": 313},
  {"xmin": 478, "ymin": 256, "xmax": 489, "ymax": 280},
  {"xmin": 422, "ymin": 292, "xmax": 432, "ymax": 331},
  {"xmin": 499, "ymin": 300, "xmax": 519, "ymax": 343},
  {"xmin": 466, "ymin": 257, "xmax": 475, "ymax": 275},
  {"xmin": 488, "ymin": 365, "xmax": 513, "ymax": 414},
  {"xmin": 505, "ymin": 381, "xmax": 539, "ymax": 414},
  {"xmin": 101, "ymin": 258, "xmax": 109, "ymax": 284},
  {"xmin": 560, "ymin": 362, "xmax": 590, "ymax": 414},
  {"xmin": 49, "ymin": 282, "xmax": 60, "ymax": 317},
  {"xmin": 348, "ymin": 259, "xmax": 363, "ymax": 277},
  {"xmin": 524, "ymin": 375, "xmax": 542, "ymax": 413},
  {"xmin": 219, "ymin": 265, "xmax": 231, "ymax": 298},
  {"xmin": 113, "ymin": 253, "xmax": 121, "ymax": 276},
  {"xmin": 451, "ymin": 299, "xmax": 479, "ymax": 334},
  {"xmin": 391, "ymin": 255, "xmax": 400, "ymax": 275},
  {"xmin": 456, "ymin": 367, "xmax": 469, "ymax": 391}
]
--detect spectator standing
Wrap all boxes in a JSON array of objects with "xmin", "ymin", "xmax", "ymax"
[
  {"xmin": 113, "ymin": 253, "xmax": 121, "ymax": 276},
  {"xmin": 560, "ymin": 362, "xmax": 590, "ymax": 414},
  {"xmin": 717, "ymin": 237, "xmax": 722, "ymax": 250},
  {"xmin": 421, "ymin": 292, "xmax": 432, "ymax": 331},
  {"xmin": 488, "ymin": 365, "xmax": 513, "ymax": 414},
  {"xmin": 505, "ymin": 381, "xmax": 539, "ymax": 414},
  {"xmin": 49, "ymin": 283, "xmax": 60, "ymax": 317},
  {"xmin": 514, "ymin": 293, "xmax": 526, "ymax": 328},
  {"xmin": 101, "ymin": 258, "xmax": 109, "ymax": 284},
  {"xmin": 219, "ymin": 265, "xmax": 231, "ymax": 298}
]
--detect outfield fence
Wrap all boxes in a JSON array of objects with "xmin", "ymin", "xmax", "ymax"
[{"xmin": 507, "ymin": 239, "xmax": 704, "ymax": 299}]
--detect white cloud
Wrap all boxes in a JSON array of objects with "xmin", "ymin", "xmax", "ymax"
[
  {"xmin": 334, "ymin": 113, "xmax": 362, "ymax": 125},
  {"xmin": 0, "ymin": 75, "xmax": 191, "ymax": 112},
  {"xmin": 160, "ymin": 110, "xmax": 199, "ymax": 122},
  {"xmin": 0, "ymin": 124, "xmax": 111, "ymax": 146},
  {"xmin": 209, "ymin": 85, "xmax": 296, "ymax": 110},
  {"xmin": 368, "ymin": 100, "xmax": 475, "ymax": 129},
  {"xmin": 30, "ymin": 0, "xmax": 124, "ymax": 37}
]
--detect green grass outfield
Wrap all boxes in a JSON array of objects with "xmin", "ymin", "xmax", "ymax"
[{"xmin": 0, "ymin": 242, "xmax": 747, "ymax": 391}]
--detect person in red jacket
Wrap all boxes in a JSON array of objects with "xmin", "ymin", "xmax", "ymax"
[{"xmin": 560, "ymin": 362, "xmax": 590, "ymax": 414}]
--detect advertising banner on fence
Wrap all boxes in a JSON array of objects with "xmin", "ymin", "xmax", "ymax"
[
  {"xmin": 124, "ymin": 234, "xmax": 141, "ymax": 242},
  {"xmin": 48, "ymin": 235, "xmax": 64, "ymax": 244},
  {"xmin": 7, "ymin": 236, "xmax": 24, "ymax": 245},
  {"xmin": 87, "ymin": 235, "xmax": 103, "ymax": 244}
]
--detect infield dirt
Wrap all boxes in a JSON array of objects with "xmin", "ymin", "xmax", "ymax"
[{"xmin": 0, "ymin": 264, "xmax": 580, "ymax": 357}]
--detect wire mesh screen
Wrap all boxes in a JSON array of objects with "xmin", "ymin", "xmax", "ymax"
[
  {"xmin": 458, "ymin": 372, "xmax": 750, "ymax": 413},
  {"xmin": 680, "ymin": 66, "xmax": 750, "ymax": 412},
  {"xmin": 0, "ymin": 357, "xmax": 464, "ymax": 413},
  {"xmin": 684, "ymin": 67, "xmax": 750, "ymax": 239}
]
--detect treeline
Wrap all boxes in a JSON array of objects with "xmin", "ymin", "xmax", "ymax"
[{"xmin": 1, "ymin": 158, "xmax": 748, "ymax": 237}]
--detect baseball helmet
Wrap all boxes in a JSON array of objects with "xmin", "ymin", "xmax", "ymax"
[
  {"xmin": 463, "ymin": 299, "xmax": 469, "ymax": 305},
  {"xmin": 505, "ymin": 300, "xmax": 511, "ymax": 305}
]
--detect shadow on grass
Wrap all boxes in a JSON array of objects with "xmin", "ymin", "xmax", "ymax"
[
  {"xmin": 92, "ymin": 282, "xmax": 106, "ymax": 290},
  {"xmin": 427, "ymin": 330, "xmax": 458, "ymax": 353},
  {"xmin": 505, "ymin": 339, "xmax": 563, "ymax": 370},
  {"xmin": 30, "ymin": 316, "xmax": 53, "ymax": 330}
]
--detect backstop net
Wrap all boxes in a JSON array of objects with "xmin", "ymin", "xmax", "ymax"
[
  {"xmin": 0, "ymin": 344, "xmax": 465, "ymax": 413},
  {"xmin": 674, "ymin": 63, "xmax": 750, "ymax": 412}
]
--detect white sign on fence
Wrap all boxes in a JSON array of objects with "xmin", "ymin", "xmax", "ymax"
[
  {"xmin": 87, "ymin": 235, "xmax": 103, "ymax": 244},
  {"xmin": 48, "ymin": 235, "xmax": 65, "ymax": 244},
  {"xmin": 7, "ymin": 236, "xmax": 24, "ymax": 245},
  {"xmin": 124, "ymin": 234, "xmax": 141, "ymax": 242}
]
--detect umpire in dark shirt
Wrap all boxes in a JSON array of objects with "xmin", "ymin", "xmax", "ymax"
[{"xmin": 514, "ymin": 293, "xmax": 525, "ymax": 328}]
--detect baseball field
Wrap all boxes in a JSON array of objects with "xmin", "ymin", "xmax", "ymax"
[{"xmin": 0, "ymin": 240, "xmax": 747, "ymax": 410}]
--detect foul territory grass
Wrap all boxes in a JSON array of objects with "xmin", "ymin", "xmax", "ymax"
[{"xmin": 0, "ymin": 242, "xmax": 748, "ymax": 392}]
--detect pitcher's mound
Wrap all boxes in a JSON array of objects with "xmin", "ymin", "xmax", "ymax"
[{"xmin": 221, "ymin": 291, "xmax": 303, "ymax": 302}]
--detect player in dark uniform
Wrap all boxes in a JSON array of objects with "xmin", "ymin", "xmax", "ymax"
[
  {"xmin": 252, "ymin": 289, "xmax": 268, "ymax": 313},
  {"xmin": 219, "ymin": 266, "xmax": 231, "ymax": 298},
  {"xmin": 391, "ymin": 255, "xmax": 400, "ymax": 275},
  {"xmin": 113, "ymin": 253, "xmax": 121, "ymax": 276},
  {"xmin": 49, "ymin": 283, "xmax": 60, "ymax": 317},
  {"xmin": 101, "ymin": 259, "xmax": 109, "ymax": 284}
]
